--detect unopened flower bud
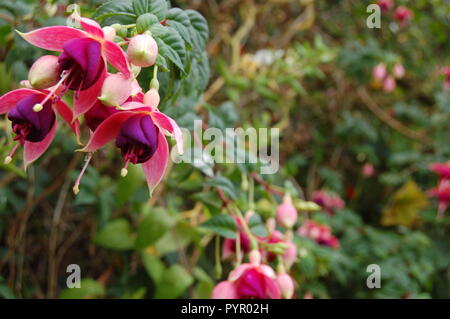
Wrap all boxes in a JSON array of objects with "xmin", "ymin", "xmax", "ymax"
[
  {"xmin": 98, "ymin": 73, "xmax": 132, "ymax": 107},
  {"xmin": 28, "ymin": 55, "xmax": 60, "ymax": 89},
  {"xmin": 276, "ymin": 195, "xmax": 298, "ymax": 228},
  {"xmin": 276, "ymin": 273, "xmax": 295, "ymax": 299},
  {"xmin": 393, "ymin": 63, "xmax": 405, "ymax": 79},
  {"xmin": 127, "ymin": 34, "xmax": 158, "ymax": 67},
  {"xmin": 143, "ymin": 88, "xmax": 160, "ymax": 108},
  {"xmin": 372, "ymin": 63, "xmax": 387, "ymax": 82},
  {"xmin": 383, "ymin": 76, "xmax": 396, "ymax": 92},
  {"xmin": 102, "ymin": 26, "xmax": 116, "ymax": 41}
]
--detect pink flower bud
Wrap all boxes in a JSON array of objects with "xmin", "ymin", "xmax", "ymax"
[
  {"xmin": 362, "ymin": 163, "xmax": 375, "ymax": 177},
  {"xmin": 383, "ymin": 76, "xmax": 396, "ymax": 92},
  {"xmin": 282, "ymin": 241, "xmax": 298, "ymax": 269},
  {"xmin": 98, "ymin": 73, "xmax": 133, "ymax": 107},
  {"xmin": 394, "ymin": 6, "xmax": 413, "ymax": 25},
  {"xmin": 143, "ymin": 88, "xmax": 160, "ymax": 108},
  {"xmin": 102, "ymin": 26, "xmax": 116, "ymax": 42},
  {"xmin": 276, "ymin": 273, "xmax": 295, "ymax": 299},
  {"xmin": 249, "ymin": 250, "xmax": 261, "ymax": 265},
  {"xmin": 28, "ymin": 55, "xmax": 60, "ymax": 89},
  {"xmin": 393, "ymin": 63, "xmax": 405, "ymax": 79},
  {"xmin": 372, "ymin": 63, "xmax": 387, "ymax": 81},
  {"xmin": 276, "ymin": 196, "xmax": 298, "ymax": 228},
  {"xmin": 127, "ymin": 34, "xmax": 158, "ymax": 67},
  {"xmin": 377, "ymin": 0, "xmax": 394, "ymax": 12}
]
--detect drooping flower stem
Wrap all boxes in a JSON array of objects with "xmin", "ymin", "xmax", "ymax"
[
  {"xmin": 73, "ymin": 152, "xmax": 93, "ymax": 195},
  {"xmin": 214, "ymin": 235, "xmax": 222, "ymax": 279}
]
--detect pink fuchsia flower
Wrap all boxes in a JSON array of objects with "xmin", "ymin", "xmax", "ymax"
[
  {"xmin": 17, "ymin": 12, "xmax": 131, "ymax": 118},
  {"xmin": 372, "ymin": 63, "xmax": 387, "ymax": 82},
  {"xmin": 0, "ymin": 88, "xmax": 79, "ymax": 168},
  {"xmin": 312, "ymin": 190, "xmax": 345, "ymax": 214},
  {"xmin": 212, "ymin": 251, "xmax": 281, "ymax": 299},
  {"xmin": 80, "ymin": 102, "xmax": 183, "ymax": 195},
  {"xmin": 393, "ymin": 63, "xmax": 405, "ymax": 79},
  {"xmin": 377, "ymin": 0, "xmax": 394, "ymax": 12},
  {"xmin": 429, "ymin": 162, "xmax": 450, "ymax": 180},
  {"xmin": 393, "ymin": 6, "xmax": 413, "ymax": 26},
  {"xmin": 276, "ymin": 273, "xmax": 295, "ymax": 299},
  {"xmin": 362, "ymin": 163, "xmax": 375, "ymax": 177},
  {"xmin": 297, "ymin": 220, "xmax": 340, "ymax": 249},
  {"xmin": 276, "ymin": 195, "xmax": 298, "ymax": 228},
  {"xmin": 441, "ymin": 67, "xmax": 450, "ymax": 91},
  {"xmin": 263, "ymin": 230, "xmax": 297, "ymax": 268},
  {"xmin": 428, "ymin": 179, "xmax": 450, "ymax": 218},
  {"xmin": 383, "ymin": 76, "xmax": 396, "ymax": 92},
  {"xmin": 97, "ymin": 73, "xmax": 134, "ymax": 107},
  {"xmin": 127, "ymin": 34, "xmax": 158, "ymax": 67}
]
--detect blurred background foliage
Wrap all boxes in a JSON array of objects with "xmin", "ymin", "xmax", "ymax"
[{"xmin": 0, "ymin": 0, "xmax": 449, "ymax": 299}]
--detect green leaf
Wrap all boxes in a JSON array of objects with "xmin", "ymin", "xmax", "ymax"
[
  {"xmin": 248, "ymin": 214, "xmax": 267, "ymax": 237},
  {"xmin": 166, "ymin": 8, "xmax": 193, "ymax": 47},
  {"xmin": 154, "ymin": 264, "xmax": 193, "ymax": 298},
  {"xmin": 116, "ymin": 164, "xmax": 145, "ymax": 205},
  {"xmin": 0, "ymin": 284, "xmax": 14, "ymax": 299},
  {"xmin": 93, "ymin": 0, "xmax": 137, "ymax": 26},
  {"xmin": 132, "ymin": 0, "xmax": 168, "ymax": 20},
  {"xmin": 93, "ymin": 219, "xmax": 135, "ymax": 251},
  {"xmin": 142, "ymin": 252, "xmax": 165, "ymax": 283},
  {"xmin": 136, "ymin": 13, "xmax": 159, "ymax": 33},
  {"xmin": 185, "ymin": 9, "xmax": 208, "ymax": 52},
  {"xmin": 59, "ymin": 279, "xmax": 105, "ymax": 299},
  {"xmin": 201, "ymin": 214, "xmax": 237, "ymax": 238},
  {"xmin": 205, "ymin": 175, "xmax": 238, "ymax": 200},
  {"xmin": 155, "ymin": 28, "xmax": 187, "ymax": 74},
  {"xmin": 135, "ymin": 208, "xmax": 175, "ymax": 249}
]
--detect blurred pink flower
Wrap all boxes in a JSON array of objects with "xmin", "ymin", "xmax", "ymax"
[
  {"xmin": 212, "ymin": 251, "xmax": 281, "ymax": 299},
  {"xmin": 297, "ymin": 220, "xmax": 340, "ymax": 249},
  {"xmin": 362, "ymin": 163, "xmax": 375, "ymax": 177},
  {"xmin": 394, "ymin": 6, "xmax": 413, "ymax": 26},
  {"xmin": 377, "ymin": 0, "xmax": 394, "ymax": 12},
  {"xmin": 383, "ymin": 76, "xmax": 396, "ymax": 92},
  {"xmin": 276, "ymin": 196, "xmax": 298, "ymax": 228},
  {"xmin": 393, "ymin": 63, "xmax": 405, "ymax": 79},
  {"xmin": 372, "ymin": 63, "xmax": 387, "ymax": 82},
  {"xmin": 429, "ymin": 162, "xmax": 450, "ymax": 180},
  {"xmin": 312, "ymin": 190, "xmax": 345, "ymax": 214}
]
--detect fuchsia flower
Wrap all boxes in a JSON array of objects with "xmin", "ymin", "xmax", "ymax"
[
  {"xmin": 377, "ymin": 0, "xmax": 394, "ymax": 12},
  {"xmin": 127, "ymin": 34, "xmax": 158, "ymax": 67},
  {"xmin": 393, "ymin": 63, "xmax": 405, "ymax": 79},
  {"xmin": 372, "ymin": 63, "xmax": 387, "ymax": 82},
  {"xmin": 276, "ymin": 273, "xmax": 295, "ymax": 299},
  {"xmin": 275, "ymin": 196, "xmax": 298, "ymax": 228},
  {"xmin": 312, "ymin": 190, "xmax": 345, "ymax": 214},
  {"xmin": 80, "ymin": 100, "xmax": 183, "ymax": 195},
  {"xmin": 429, "ymin": 162, "xmax": 450, "ymax": 180},
  {"xmin": 383, "ymin": 76, "xmax": 396, "ymax": 92},
  {"xmin": 393, "ymin": 6, "xmax": 413, "ymax": 26},
  {"xmin": 297, "ymin": 220, "xmax": 340, "ymax": 249},
  {"xmin": 212, "ymin": 251, "xmax": 281, "ymax": 299},
  {"xmin": 362, "ymin": 163, "xmax": 375, "ymax": 177},
  {"xmin": 441, "ymin": 67, "xmax": 450, "ymax": 91},
  {"xmin": 0, "ymin": 88, "xmax": 79, "ymax": 168},
  {"xmin": 17, "ymin": 12, "xmax": 131, "ymax": 117},
  {"xmin": 428, "ymin": 180, "xmax": 450, "ymax": 217}
]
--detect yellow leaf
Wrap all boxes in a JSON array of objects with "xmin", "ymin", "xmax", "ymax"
[{"xmin": 381, "ymin": 180, "xmax": 428, "ymax": 228}]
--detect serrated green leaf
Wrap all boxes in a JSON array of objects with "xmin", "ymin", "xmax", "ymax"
[
  {"xmin": 93, "ymin": 219, "xmax": 135, "ymax": 251},
  {"xmin": 166, "ymin": 8, "xmax": 193, "ymax": 47},
  {"xmin": 155, "ymin": 28, "xmax": 186, "ymax": 74},
  {"xmin": 201, "ymin": 214, "xmax": 237, "ymax": 238},
  {"xmin": 186, "ymin": 9, "xmax": 208, "ymax": 52},
  {"xmin": 93, "ymin": 0, "xmax": 136, "ymax": 26},
  {"xmin": 136, "ymin": 13, "xmax": 159, "ymax": 33},
  {"xmin": 132, "ymin": 0, "xmax": 168, "ymax": 20}
]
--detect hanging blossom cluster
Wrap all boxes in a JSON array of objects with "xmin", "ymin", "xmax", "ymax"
[
  {"xmin": 212, "ymin": 194, "xmax": 341, "ymax": 299},
  {"xmin": 0, "ymin": 12, "xmax": 183, "ymax": 196},
  {"xmin": 371, "ymin": 62, "xmax": 405, "ymax": 93},
  {"xmin": 428, "ymin": 162, "xmax": 450, "ymax": 219},
  {"xmin": 377, "ymin": 0, "xmax": 413, "ymax": 27}
]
